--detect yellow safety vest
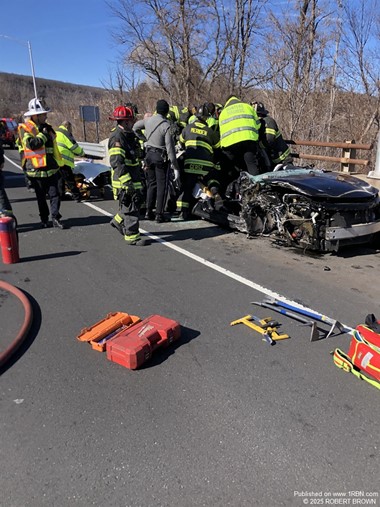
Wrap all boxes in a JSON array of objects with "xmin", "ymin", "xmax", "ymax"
[{"xmin": 219, "ymin": 97, "xmax": 260, "ymax": 148}]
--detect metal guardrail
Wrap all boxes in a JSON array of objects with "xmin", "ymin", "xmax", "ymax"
[
  {"xmin": 285, "ymin": 139, "xmax": 373, "ymax": 173},
  {"xmin": 78, "ymin": 141, "xmax": 107, "ymax": 160}
]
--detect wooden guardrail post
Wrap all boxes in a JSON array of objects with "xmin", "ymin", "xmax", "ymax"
[{"xmin": 341, "ymin": 140, "xmax": 357, "ymax": 173}]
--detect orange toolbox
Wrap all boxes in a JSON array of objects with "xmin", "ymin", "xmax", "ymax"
[
  {"xmin": 106, "ymin": 314, "xmax": 181, "ymax": 369},
  {"xmin": 77, "ymin": 312, "xmax": 141, "ymax": 352}
]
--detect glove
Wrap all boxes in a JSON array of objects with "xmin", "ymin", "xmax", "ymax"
[{"xmin": 123, "ymin": 181, "xmax": 135, "ymax": 195}]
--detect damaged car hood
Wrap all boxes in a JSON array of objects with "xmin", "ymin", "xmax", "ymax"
[{"xmin": 249, "ymin": 169, "xmax": 378, "ymax": 201}]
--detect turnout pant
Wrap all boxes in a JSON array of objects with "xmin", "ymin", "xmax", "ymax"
[
  {"xmin": 145, "ymin": 148, "xmax": 170, "ymax": 216},
  {"xmin": 112, "ymin": 189, "xmax": 141, "ymax": 243},
  {"xmin": 29, "ymin": 173, "xmax": 61, "ymax": 222},
  {"xmin": 0, "ymin": 170, "xmax": 12, "ymax": 214}
]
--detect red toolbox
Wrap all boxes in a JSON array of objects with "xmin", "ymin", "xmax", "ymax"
[{"xmin": 106, "ymin": 314, "xmax": 181, "ymax": 369}]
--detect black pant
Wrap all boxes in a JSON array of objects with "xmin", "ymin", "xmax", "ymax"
[
  {"xmin": 30, "ymin": 173, "xmax": 61, "ymax": 222},
  {"xmin": 0, "ymin": 170, "xmax": 12, "ymax": 214},
  {"xmin": 222, "ymin": 140, "xmax": 259, "ymax": 176},
  {"xmin": 145, "ymin": 148, "xmax": 170, "ymax": 216},
  {"xmin": 58, "ymin": 165, "xmax": 81, "ymax": 199}
]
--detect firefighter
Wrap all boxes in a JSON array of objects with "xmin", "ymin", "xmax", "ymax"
[
  {"xmin": 18, "ymin": 98, "xmax": 66, "ymax": 229},
  {"xmin": 55, "ymin": 120, "xmax": 85, "ymax": 201},
  {"xmin": 15, "ymin": 135, "xmax": 34, "ymax": 192},
  {"xmin": 133, "ymin": 99, "xmax": 181, "ymax": 223},
  {"xmin": 177, "ymin": 103, "xmax": 221, "ymax": 220},
  {"xmin": 219, "ymin": 95, "xmax": 261, "ymax": 176},
  {"xmin": 108, "ymin": 105, "xmax": 145, "ymax": 245},
  {"xmin": 253, "ymin": 101, "xmax": 293, "ymax": 170},
  {"xmin": 204, "ymin": 102, "xmax": 219, "ymax": 132},
  {"xmin": 0, "ymin": 140, "xmax": 14, "ymax": 217}
]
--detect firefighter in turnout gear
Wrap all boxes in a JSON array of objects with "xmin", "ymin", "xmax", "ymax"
[
  {"xmin": 219, "ymin": 95, "xmax": 261, "ymax": 176},
  {"xmin": 177, "ymin": 103, "xmax": 221, "ymax": 220},
  {"xmin": 253, "ymin": 101, "xmax": 293, "ymax": 170},
  {"xmin": 56, "ymin": 121, "xmax": 85, "ymax": 201},
  {"xmin": 108, "ymin": 106, "xmax": 145, "ymax": 245},
  {"xmin": 18, "ymin": 98, "xmax": 66, "ymax": 229}
]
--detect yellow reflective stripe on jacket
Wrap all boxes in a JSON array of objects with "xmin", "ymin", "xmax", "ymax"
[
  {"xmin": 109, "ymin": 146, "xmax": 125, "ymax": 157},
  {"xmin": 184, "ymin": 139, "xmax": 214, "ymax": 153},
  {"xmin": 219, "ymin": 98, "xmax": 260, "ymax": 147},
  {"xmin": 273, "ymin": 147, "xmax": 291, "ymax": 164}
]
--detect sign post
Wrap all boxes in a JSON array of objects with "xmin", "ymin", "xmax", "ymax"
[{"xmin": 79, "ymin": 106, "xmax": 100, "ymax": 142}]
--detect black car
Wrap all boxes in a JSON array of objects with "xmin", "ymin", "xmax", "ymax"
[{"xmin": 192, "ymin": 168, "xmax": 380, "ymax": 252}]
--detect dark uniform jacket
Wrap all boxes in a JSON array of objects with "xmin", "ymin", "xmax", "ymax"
[
  {"xmin": 259, "ymin": 115, "xmax": 292, "ymax": 166},
  {"xmin": 179, "ymin": 119, "xmax": 221, "ymax": 175},
  {"xmin": 108, "ymin": 125, "xmax": 142, "ymax": 197}
]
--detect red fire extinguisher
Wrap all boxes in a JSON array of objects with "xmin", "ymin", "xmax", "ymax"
[{"xmin": 0, "ymin": 216, "xmax": 19, "ymax": 264}]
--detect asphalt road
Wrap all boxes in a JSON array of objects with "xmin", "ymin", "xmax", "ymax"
[{"xmin": 1, "ymin": 150, "xmax": 380, "ymax": 507}]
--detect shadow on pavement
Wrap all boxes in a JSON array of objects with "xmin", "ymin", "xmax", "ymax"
[
  {"xmin": 20, "ymin": 250, "xmax": 85, "ymax": 263},
  {"xmin": 0, "ymin": 290, "xmax": 41, "ymax": 376},
  {"xmin": 139, "ymin": 325, "xmax": 201, "ymax": 369}
]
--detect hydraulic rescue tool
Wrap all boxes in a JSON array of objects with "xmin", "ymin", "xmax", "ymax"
[
  {"xmin": 230, "ymin": 314, "xmax": 289, "ymax": 345},
  {"xmin": 251, "ymin": 301, "xmax": 319, "ymax": 341},
  {"xmin": 262, "ymin": 298, "xmax": 352, "ymax": 338}
]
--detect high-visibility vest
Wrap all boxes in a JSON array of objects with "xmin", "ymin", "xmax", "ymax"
[
  {"xmin": 219, "ymin": 97, "xmax": 260, "ymax": 148},
  {"xmin": 18, "ymin": 121, "xmax": 61, "ymax": 177},
  {"xmin": 56, "ymin": 125, "xmax": 84, "ymax": 168}
]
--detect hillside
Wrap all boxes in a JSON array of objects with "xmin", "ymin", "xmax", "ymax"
[{"xmin": 0, "ymin": 72, "xmax": 117, "ymax": 142}]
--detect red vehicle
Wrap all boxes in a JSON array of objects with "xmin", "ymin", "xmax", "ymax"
[{"xmin": 0, "ymin": 118, "xmax": 18, "ymax": 149}]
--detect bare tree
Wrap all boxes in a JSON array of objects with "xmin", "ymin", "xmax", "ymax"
[
  {"xmin": 339, "ymin": 0, "xmax": 380, "ymax": 143},
  {"xmin": 263, "ymin": 0, "xmax": 334, "ymax": 138},
  {"xmin": 107, "ymin": 0, "xmax": 227, "ymax": 105}
]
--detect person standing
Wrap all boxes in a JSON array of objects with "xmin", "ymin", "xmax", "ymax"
[
  {"xmin": 177, "ymin": 104, "xmax": 221, "ymax": 220},
  {"xmin": 108, "ymin": 105, "xmax": 145, "ymax": 245},
  {"xmin": 133, "ymin": 99, "xmax": 181, "ymax": 223},
  {"xmin": 0, "ymin": 140, "xmax": 14, "ymax": 216},
  {"xmin": 219, "ymin": 95, "xmax": 261, "ymax": 176},
  {"xmin": 253, "ymin": 101, "xmax": 293, "ymax": 170},
  {"xmin": 18, "ymin": 98, "xmax": 66, "ymax": 229},
  {"xmin": 55, "ymin": 120, "xmax": 85, "ymax": 201}
]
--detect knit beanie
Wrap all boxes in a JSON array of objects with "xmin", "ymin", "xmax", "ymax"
[{"xmin": 156, "ymin": 99, "xmax": 169, "ymax": 116}]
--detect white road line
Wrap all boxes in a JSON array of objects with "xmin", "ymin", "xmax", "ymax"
[
  {"xmin": 4, "ymin": 155, "xmax": 23, "ymax": 171},
  {"xmin": 84, "ymin": 201, "xmax": 350, "ymax": 330}
]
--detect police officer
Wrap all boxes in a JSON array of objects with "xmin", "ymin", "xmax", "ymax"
[
  {"xmin": 108, "ymin": 105, "xmax": 145, "ymax": 245},
  {"xmin": 177, "ymin": 103, "xmax": 221, "ymax": 220},
  {"xmin": 219, "ymin": 95, "xmax": 261, "ymax": 176},
  {"xmin": 133, "ymin": 99, "xmax": 180, "ymax": 223},
  {"xmin": 18, "ymin": 98, "xmax": 65, "ymax": 229}
]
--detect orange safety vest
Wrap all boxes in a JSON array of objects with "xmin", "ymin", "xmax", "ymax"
[
  {"xmin": 18, "ymin": 121, "xmax": 62, "ymax": 176},
  {"xmin": 18, "ymin": 121, "xmax": 48, "ymax": 169}
]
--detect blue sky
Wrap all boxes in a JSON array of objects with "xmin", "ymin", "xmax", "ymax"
[{"xmin": 0, "ymin": 1, "xmax": 119, "ymax": 88}]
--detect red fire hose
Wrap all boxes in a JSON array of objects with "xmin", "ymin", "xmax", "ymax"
[{"xmin": 0, "ymin": 281, "xmax": 33, "ymax": 368}]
